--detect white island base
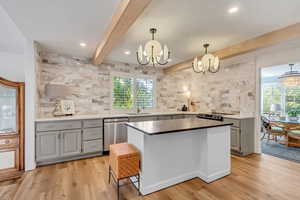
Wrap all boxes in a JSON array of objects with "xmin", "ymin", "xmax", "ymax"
[{"xmin": 127, "ymin": 126, "xmax": 231, "ymax": 195}]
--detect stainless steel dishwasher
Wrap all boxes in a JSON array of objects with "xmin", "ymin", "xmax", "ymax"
[{"xmin": 103, "ymin": 118, "xmax": 129, "ymax": 151}]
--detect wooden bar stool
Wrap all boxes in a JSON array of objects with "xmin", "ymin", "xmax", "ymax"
[{"xmin": 109, "ymin": 143, "xmax": 140, "ymax": 199}]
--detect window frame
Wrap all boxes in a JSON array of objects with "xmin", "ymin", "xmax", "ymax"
[{"xmin": 110, "ymin": 72, "xmax": 156, "ymax": 113}]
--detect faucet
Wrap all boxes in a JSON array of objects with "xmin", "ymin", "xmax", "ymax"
[{"xmin": 137, "ymin": 107, "xmax": 141, "ymax": 114}]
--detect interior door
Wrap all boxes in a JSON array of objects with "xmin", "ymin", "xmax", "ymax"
[{"xmin": 0, "ymin": 77, "xmax": 24, "ymax": 181}]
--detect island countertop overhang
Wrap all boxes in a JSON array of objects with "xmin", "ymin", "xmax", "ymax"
[{"xmin": 125, "ymin": 118, "xmax": 233, "ymax": 135}]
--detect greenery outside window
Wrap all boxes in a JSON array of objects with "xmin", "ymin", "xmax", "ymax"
[
  {"xmin": 112, "ymin": 73, "xmax": 155, "ymax": 111},
  {"xmin": 285, "ymin": 86, "xmax": 300, "ymax": 113},
  {"xmin": 262, "ymin": 83, "xmax": 282, "ymax": 113},
  {"xmin": 262, "ymin": 82, "xmax": 300, "ymax": 115}
]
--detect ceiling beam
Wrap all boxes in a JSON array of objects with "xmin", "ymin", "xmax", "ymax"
[
  {"xmin": 164, "ymin": 22, "xmax": 300, "ymax": 74},
  {"xmin": 92, "ymin": 0, "xmax": 152, "ymax": 65}
]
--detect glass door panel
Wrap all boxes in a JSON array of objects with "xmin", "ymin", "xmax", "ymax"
[
  {"xmin": 0, "ymin": 151, "xmax": 15, "ymax": 170},
  {"xmin": 0, "ymin": 85, "xmax": 17, "ymax": 134}
]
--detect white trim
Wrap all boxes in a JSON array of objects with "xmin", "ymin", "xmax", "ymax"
[
  {"xmin": 140, "ymin": 171, "xmax": 199, "ymax": 195},
  {"xmin": 24, "ymin": 39, "xmax": 37, "ymax": 170},
  {"xmin": 198, "ymin": 169, "xmax": 230, "ymax": 183}
]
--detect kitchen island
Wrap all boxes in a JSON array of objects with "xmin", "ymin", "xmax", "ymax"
[{"xmin": 126, "ymin": 118, "xmax": 233, "ymax": 195}]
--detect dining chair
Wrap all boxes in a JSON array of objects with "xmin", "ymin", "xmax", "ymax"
[
  {"xmin": 261, "ymin": 116, "xmax": 286, "ymax": 142},
  {"xmin": 286, "ymin": 126, "xmax": 300, "ymax": 147}
]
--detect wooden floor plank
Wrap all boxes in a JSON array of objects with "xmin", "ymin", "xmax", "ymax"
[{"xmin": 1, "ymin": 154, "xmax": 300, "ymax": 200}]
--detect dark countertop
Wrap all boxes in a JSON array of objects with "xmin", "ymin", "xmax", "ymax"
[{"xmin": 125, "ymin": 118, "xmax": 233, "ymax": 135}]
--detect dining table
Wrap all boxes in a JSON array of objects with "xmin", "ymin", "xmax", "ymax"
[{"xmin": 263, "ymin": 115, "xmax": 300, "ymax": 146}]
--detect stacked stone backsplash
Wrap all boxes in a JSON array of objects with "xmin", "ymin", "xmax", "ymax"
[
  {"xmin": 37, "ymin": 51, "xmax": 255, "ymax": 118},
  {"xmin": 37, "ymin": 52, "xmax": 188, "ymax": 118},
  {"xmin": 188, "ymin": 59, "xmax": 256, "ymax": 115},
  {"xmin": 159, "ymin": 59, "xmax": 256, "ymax": 116}
]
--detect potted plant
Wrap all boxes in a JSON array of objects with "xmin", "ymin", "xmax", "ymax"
[{"xmin": 288, "ymin": 109, "xmax": 300, "ymax": 121}]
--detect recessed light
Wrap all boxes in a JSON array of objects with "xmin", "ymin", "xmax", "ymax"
[
  {"xmin": 80, "ymin": 42, "xmax": 87, "ymax": 47},
  {"xmin": 124, "ymin": 50, "xmax": 131, "ymax": 55},
  {"xmin": 228, "ymin": 6, "xmax": 239, "ymax": 14}
]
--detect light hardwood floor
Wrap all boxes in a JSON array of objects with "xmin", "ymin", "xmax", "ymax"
[{"xmin": 1, "ymin": 154, "xmax": 300, "ymax": 200}]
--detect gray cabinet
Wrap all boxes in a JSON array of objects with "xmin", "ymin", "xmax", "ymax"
[
  {"xmin": 36, "ymin": 120, "xmax": 81, "ymax": 132},
  {"xmin": 83, "ymin": 127, "xmax": 102, "ymax": 140},
  {"xmin": 60, "ymin": 130, "xmax": 81, "ymax": 157},
  {"xmin": 36, "ymin": 131, "xmax": 60, "ymax": 161},
  {"xmin": 83, "ymin": 140, "xmax": 103, "ymax": 153},
  {"xmin": 36, "ymin": 119, "xmax": 103, "ymax": 166},
  {"xmin": 230, "ymin": 127, "xmax": 240, "ymax": 152},
  {"xmin": 223, "ymin": 117, "xmax": 255, "ymax": 156}
]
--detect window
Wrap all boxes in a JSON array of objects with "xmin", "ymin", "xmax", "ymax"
[
  {"xmin": 286, "ymin": 86, "xmax": 300, "ymax": 113},
  {"xmin": 112, "ymin": 74, "xmax": 155, "ymax": 110},
  {"xmin": 112, "ymin": 76, "xmax": 134, "ymax": 109},
  {"xmin": 261, "ymin": 82, "xmax": 300, "ymax": 115},
  {"xmin": 136, "ymin": 78, "xmax": 154, "ymax": 109},
  {"xmin": 262, "ymin": 83, "xmax": 282, "ymax": 113}
]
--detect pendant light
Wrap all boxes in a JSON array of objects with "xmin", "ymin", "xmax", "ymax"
[
  {"xmin": 193, "ymin": 44, "xmax": 220, "ymax": 73},
  {"xmin": 136, "ymin": 28, "xmax": 171, "ymax": 67},
  {"xmin": 278, "ymin": 64, "xmax": 300, "ymax": 87}
]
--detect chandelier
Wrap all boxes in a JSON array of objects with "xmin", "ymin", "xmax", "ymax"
[
  {"xmin": 278, "ymin": 64, "xmax": 300, "ymax": 87},
  {"xmin": 136, "ymin": 28, "xmax": 170, "ymax": 67},
  {"xmin": 192, "ymin": 44, "xmax": 220, "ymax": 73}
]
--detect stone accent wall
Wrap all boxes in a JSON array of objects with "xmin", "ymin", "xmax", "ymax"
[
  {"xmin": 37, "ymin": 52, "xmax": 188, "ymax": 117},
  {"xmin": 183, "ymin": 60, "xmax": 256, "ymax": 115},
  {"xmin": 37, "ymin": 52, "xmax": 256, "ymax": 117}
]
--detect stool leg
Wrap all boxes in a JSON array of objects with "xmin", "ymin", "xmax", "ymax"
[
  {"xmin": 108, "ymin": 166, "xmax": 111, "ymax": 184},
  {"xmin": 117, "ymin": 179, "xmax": 120, "ymax": 200},
  {"xmin": 138, "ymin": 173, "xmax": 141, "ymax": 196}
]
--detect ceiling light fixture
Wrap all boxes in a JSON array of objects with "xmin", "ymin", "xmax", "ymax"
[
  {"xmin": 278, "ymin": 64, "xmax": 300, "ymax": 87},
  {"xmin": 80, "ymin": 42, "xmax": 87, "ymax": 47},
  {"xmin": 136, "ymin": 28, "xmax": 171, "ymax": 67},
  {"xmin": 192, "ymin": 43, "xmax": 220, "ymax": 74},
  {"xmin": 124, "ymin": 50, "xmax": 131, "ymax": 55},
  {"xmin": 228, "ymin": 6, "xmax": 239, "ymax": 14}
]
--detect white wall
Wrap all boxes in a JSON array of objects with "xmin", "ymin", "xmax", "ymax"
[
  {"xmin": 0, "ymin": 4, "xmax": 36, "ymax": 171},
  {"xmin": 0, "ymin": 46, "xmax": 37, "ymax": 171},
  {"xmin": 0, "ymin": 52, "xmax": 25, "ymax": 81},
  {"xmin": 23, "ymin": 40, "xmax": 37, "ymax": 171},
  {"xmin": 215, "ymin": 38, "xmax": 300, "ymax": 154}
]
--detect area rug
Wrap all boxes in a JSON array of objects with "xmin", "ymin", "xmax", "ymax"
[{"xmin": 261, "ymin": 139, "xmax": 300, "ymax": 163}]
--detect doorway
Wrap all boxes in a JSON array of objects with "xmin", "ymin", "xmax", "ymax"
[{"xmin": 260, "ymin": 63, "xmax": 300, "ymax": 162}]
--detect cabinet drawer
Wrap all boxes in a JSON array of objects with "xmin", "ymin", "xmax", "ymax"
[
  {"xmin": 36, "ymin": 121, "xmax": 81, "ymax": 132},
  {"xmin": 83, "ymin": 139, "xmax": 103, "ymax": 153},
  {"xmin": 83, "ymin": 128, "xmax": 103, "ymax": 140},
  {"xmin": 223, "ymin": 118, "xmax": 240, "ymax": 127},
  {"xmin": 83, "ymin": 119, "xmax": 103, "ymax": 128}
]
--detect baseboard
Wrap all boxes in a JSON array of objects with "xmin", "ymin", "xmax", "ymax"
[
  {"xmin": 140, "ymin": 171, "xmax": 199, "ymax": 195},
  {"xmin": 36, "ymin": 152, "xmax": 103, "ymax": 166},
  {"xmin": 135, "ymin": 169, "xmax": 231, "ymax": 195},
  {"xmin": 198, "ymin": 169, "xmax": 230, "ymax": 183}
]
